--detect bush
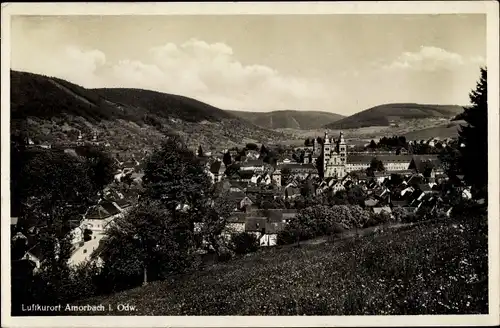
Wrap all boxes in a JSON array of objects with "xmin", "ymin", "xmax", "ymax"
[
  {"xmin": 402, "ymin": 212, "xmax": 420, "ymax": 223},
  {"xmin": 231, "ymin": 232, "xmax": 259, "ymax": 255},
  {"xmin": 217, "ymin": 251, "xmax": 233, "ymax": 263},
  {"xmin": 363, "ymin": 211, "xmax": 393, "ymax": 228},
  {"xmin": 277, "ymin": 205, "xmax": 372, "ymax": 245}
]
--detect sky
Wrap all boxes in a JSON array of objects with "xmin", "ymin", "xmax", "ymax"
[{"xmin": 10, "ymin": 14, "xmax": 486, "ymax": 115}]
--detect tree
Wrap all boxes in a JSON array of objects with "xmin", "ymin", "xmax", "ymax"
[
  {"xmin": 370, "ymin": 157, "xmax": 385, "ymax": 172},
  {"xmin": 10, "ymin": 145, "xmax": 105, "ymax": 311},
  {"xmin": 299, "ymin": 151, "xmax": 305, "ymax": 163},
  {"xmin": 458, "ymin": 67, "xmax": 488, "ymax": 196},
  {"xmin": 331, "ymin": 190, "xmax": 349, "ymax": 205},
  {"xmin": 231, "ymin": 232, "xmax": 259, "ymax": 255},
  {"xmin": 225, "ymin": 163, "xmax": 240, "ymax": 177},
  {"xmin": 347, "ymin": 185, "xmax": 365, "ymax": 206},
  {"xmin": 439, "ymin": 146, "xmax": 462, "ymax": 178},
  {"xmin": 246, "ymin": 143, "xmax": 258, "ymax": 151},
  {"xmin": 197, "ymin": 190, "xmax": 233, "ymax": 257},
  {"xmin": 197, "ymin": 145, "xmax": 204, "ymax": 157},
  {"xmin": 315, "ymin": 152, "xmax": 324, "ymax": 179},
  {"xmin": 100, "ymin": 200, "xmax": 196, "ymax": 286},
  {"xmin": 260, "ymin": 144, "xmax": 268, "ymax": 157},
  {"xmin": 75, "ymin": 145, "xmax": 116, "ymax": 190},
  {"xmin": 304, "ymin": 139, "xmax": 311, "ymax": 147},
  {"xmin": 143, "ymin": 135, "xmax": 212, "ymax": 214},
  {"xmin": 223, "ymin": 151, "xmax": 232, "ymax": 167},
  {"xmin": 389, "ymin": 173, "xmax": 404, "ymax": 187},
  {"xmin": 369, "ymin": 140, "xmax": 377, "ymax": 149}
]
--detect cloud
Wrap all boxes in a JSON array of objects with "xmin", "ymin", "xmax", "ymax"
[
  {"xmin": 139, "ymin": 38, "xmax": 331, "ymax": 109},
  {"xmin": 13, "ymin": 37, "xmax": 335, "ymax": 111},
  {"xmin": 18, "ymin": 45, "xmax": 108, "ymax": 87},
  {"xmin": 382, "ymin": 46, "xmax": 484, "ymax": 72}
]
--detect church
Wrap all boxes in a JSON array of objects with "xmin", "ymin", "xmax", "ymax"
[{"xmin": 322, "ymin": 131, "xmax": 414, "ymax": 179}]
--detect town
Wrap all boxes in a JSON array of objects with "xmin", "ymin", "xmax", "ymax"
[{"xmin": 11, "ymin": 129, "xmax": 476, "ymax": 271}]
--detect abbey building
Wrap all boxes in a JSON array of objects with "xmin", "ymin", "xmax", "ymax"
[{"xmin": 322, "ymin": 131, "xmax": 414, "ymax": 179}]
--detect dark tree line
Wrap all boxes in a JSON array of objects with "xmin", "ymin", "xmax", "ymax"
[
  {"xmin": 10, "ymin": 133, "xmax": 117, "ymax": 314},
  {"xmin": 439, "ymin": 67, "xmax": 488, "ymax": 198}
]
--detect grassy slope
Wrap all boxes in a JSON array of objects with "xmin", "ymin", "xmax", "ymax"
[
  {"xmin": 70, "ymin": 217, "xmax": 487, "ymax": 315},
  {"xmin": 10, "ymin": 70, "xmax": 287, "ymax": 152},
  {"xmin": 404, "ymin": 121, "xmax": 465, "ymax": 140},
  {"xmin": 228, "ymin": 110, "xmax": 345, "ymax": 130},
  {"xmin": 325, "ymin": 103, "xmax": 464, "ymax": 129}
]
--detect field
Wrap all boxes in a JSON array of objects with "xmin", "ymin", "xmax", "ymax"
[
  {"xmin": 275, "ymin": 118, "xmax": 462, "ymax": 144},
  {"xmin": 69, "ymin": 216, "xmax": 488, "ymax": 315}
]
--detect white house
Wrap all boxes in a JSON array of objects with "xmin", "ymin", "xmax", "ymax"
[{"xmin": 81, "ymin": 202, "xmax": 124, "ymax": 233}]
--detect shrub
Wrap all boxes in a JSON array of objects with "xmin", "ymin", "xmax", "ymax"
[
  {"xmin": 364, "ymin": 211, "xmax": 393, "ymax": 228},
  {"xmin": 402, "ymin": 212, "xmax": 420, "ymax": 223},
  {"xmin": 278, "ymin": 205, "xmax": 372, "ymax": 245},
  {"xmin": 217, "ymin": 251, "xmax": 233, "ymax": 263},
  {"xmin": 231, "ymin": 232, "xmax": 259, "ymax": 255}
]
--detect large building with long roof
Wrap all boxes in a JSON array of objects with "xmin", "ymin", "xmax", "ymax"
[{"xmin": 322, "ymin": 131, "xmax": 436, "ymax": 179}]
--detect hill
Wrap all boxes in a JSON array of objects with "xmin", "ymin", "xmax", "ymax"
[
  {"xmin": 10, "ymin": 70, "xmax": 287, "ymax": 154},
  {"xmin": 324, "ymin": 103, "xmax": 464, "ymax": 129},
  {"xmin": 227, "ymin": 110, "xmax": 344, "ymax": 130},
  {"xmin": 69, "ymin": 217, "xmax": 487, "ymax": 315},
  {"xmin": 404, "ymin": 120, "xmax": 465, "ymax": 140}
]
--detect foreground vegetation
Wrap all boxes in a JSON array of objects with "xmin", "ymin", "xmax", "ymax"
[{"xmin": 69, "ymin": 213, "xmax": 488, "ymax": 315}]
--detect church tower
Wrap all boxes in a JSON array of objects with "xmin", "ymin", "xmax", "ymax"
[
  {"xmin": 76, "ymin": 130, "xmax": 84, "ymax": 146},
  {"xmin": 339, "ymin": 131, "xmax": 347, "ymax": 162},
  {"xmin": 323, "ymin": 131, "xmax": 348, "ymax": 179},
  {"xmin": 323, "ymin": 131, "xmax": 331, "ymax": 171}
]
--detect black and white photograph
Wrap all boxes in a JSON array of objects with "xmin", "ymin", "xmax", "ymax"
[{"xmin": 1, "ymin": 2, "xmax": 499, "ymax": 327}]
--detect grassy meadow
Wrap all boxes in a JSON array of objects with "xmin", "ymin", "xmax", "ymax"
[{"xmin": 68, "ymin": 215, "xmax": 488, "ymax": 315}]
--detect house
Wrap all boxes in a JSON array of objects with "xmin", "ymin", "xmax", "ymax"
[
  {"xmin": 284, "ymin": 186, "xmax": 301, "ymax": 200},
  {"xmin": 237, "ymin": 170, "xmax": 255, "ymax": 182},
  {"xmin": 244, "ymin": 217, "xmax": 268, "ymax": 237},
  {"xmin": 11, "ymin": 217, "xmax": 18, "ymax": 234},
  {"xmin": 406, "ymin": 174, "xmax": 425, "ymax": 187},
  {"xmin": 251, "ymin": 209, "xmax": 298, "ymax": 224},
  {"xmin": 224, "ymin": 212, "xmax": 247, "ymax": 238},
  {"xmin": 69, "ymin": 219, "xmax": 85, "ymax": 245},
  {"xmin": 22, "ymin": 243, "xmax": 44, "ymax": 272},
  {"xmin": 391, "ymin": 199, "xmax": 409, "ymax": 208},
  {"xmin": 417, "ymin": 184, "xmax": 438, "ymax": 197},
  {"xmin": 228, "ymin": 191, "xmax": 246, "ymax": 211},
  {"xmin": 272, "ymin": 169, "xmax": 282, "ymax": 186},
  {"xmin": 240, "ymin": 196, "xmax": 255, "ymax": 210},
  {"xmin": 240, "ymin": 160, "xmax": 265, "ymax": 173},
  {"xmin": 374, "ymin": 171, "xmax": 391, "ymax": 184},
  {"xmin": 251, "ymin": 173, "xmax": 272, "ymax": 185},
  {"xmin": 279, "ymin": 163, "xmax": 319, "ymax": 179},
  {"xmin": 462, "ymin": 187, "xmax": 473, "ymax": 200},
  {"xmin": 81, "ymin": 202, "xmax": 123, "ymax": 233},
  {"xmin": 260, "ymin": 222, "xmax": 285, "ymax": 246},
  {"xmin": 400, "ymin": 186, "xmax": 415, "ymax": 197},
  {"xmin": 364, "ymin": 197, "xmax": 379, "ymax": 207},
  {"xmin": 331, "ymin": 180, "xmax": 345, "ymax": 193},
  {"xmin": 372, "ymin": 206, "xmax": 392, "ymax": 216},
  {"xmin": 209, "ymin": 161, "xmax": 226, "ymax": 183},
  {"xmin": 114, "ymin": 198, "xmax": 133, "ymax": 211}
]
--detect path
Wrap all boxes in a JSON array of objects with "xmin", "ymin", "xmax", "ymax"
[
  {"xmin": 286, "ymin": 220, "xmax": 431, "ymax": 248},
  {"xmin": 68, "ymin": 233, "xmax": 105, "ymax": 267}
]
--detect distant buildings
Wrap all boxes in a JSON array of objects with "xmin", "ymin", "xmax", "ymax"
[{"xmin": 322, "ymin": 131, "xmax": 443, "ymax": 179}]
